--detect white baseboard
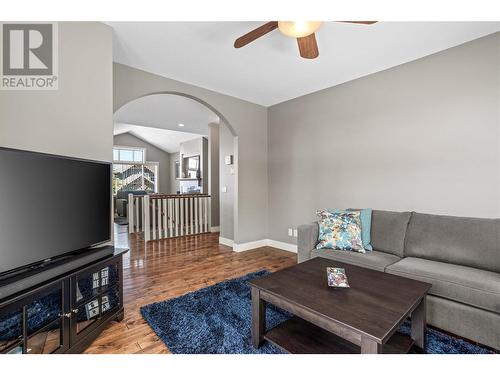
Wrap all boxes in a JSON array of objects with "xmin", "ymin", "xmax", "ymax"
[
  {"xmin": 210, "ymin": 226, "xmax": 220, "ymax": 233},
  {"xmin": 219, "ymin": 236, "xmax": 234, "ymax": 247},
  {"xmin": 231, "ymin": 239, "xmax": 297, "ymax": 253},
  {"xmin": 266, "ymin": 239, "xmax": 298, "ymax": 253},
  {"xmin": 233, "ymin": 239, "xmax": 268, "ymax": 252}
]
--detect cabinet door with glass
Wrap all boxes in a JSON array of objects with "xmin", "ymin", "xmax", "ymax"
[
  {"xmin": 70, "ymin": 257, "xmax": 122, "ymax": 344},
  {"xmin": 0, "ymin": 280, "xmax": 69, "ymax": 354}
]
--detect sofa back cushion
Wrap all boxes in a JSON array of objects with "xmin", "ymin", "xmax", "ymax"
[
  {"xmin": 370, "ymin": 210, "xmax": 411, "ymax": 257},
  {"xmin": 405, "ymin": 212, "xmax": 500, "ymax": 273}
]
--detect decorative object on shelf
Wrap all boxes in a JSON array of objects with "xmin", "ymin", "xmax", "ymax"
[
  {"xmin": 101, "ymin": 267, "xmax": 109, "ymax": 286},
  {"xmin": 102, "ymin": 295, "xmax": 111, "ymax": 313},
  {"xmin": 85, "ymin": 299, "xmax": 100, "ymax": 320},
  {"xmin": 326, "ymin": 267, "xmax": 350, "ymax": 288},
  {"xmin": 92, "ymin": 272, "xmax": 99, "ymax": 289}
]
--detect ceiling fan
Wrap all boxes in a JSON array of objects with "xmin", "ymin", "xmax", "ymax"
[{"xmin": 234, "ymin": 21, "xmax": 377, "ymax": 59}]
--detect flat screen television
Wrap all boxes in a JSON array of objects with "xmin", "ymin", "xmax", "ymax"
[{"xmin": 0, "ymin": 147, "xmax": 111, "ymax": 277}]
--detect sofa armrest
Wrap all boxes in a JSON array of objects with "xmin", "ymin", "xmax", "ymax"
[{"xmin": 297, "ymin": 223, "xmax": 319, "ymax": 263}]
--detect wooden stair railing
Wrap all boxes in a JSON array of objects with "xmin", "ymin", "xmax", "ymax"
[{"xmin": 127, "ymin": 193, "xmax": 211, "ymax": 241}]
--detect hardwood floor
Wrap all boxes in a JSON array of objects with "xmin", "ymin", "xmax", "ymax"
[{"xmin": 84, "ymin": 225, "xmax": 296, "ymax": 354}]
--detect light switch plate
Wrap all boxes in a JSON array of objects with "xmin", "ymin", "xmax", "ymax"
[
  {"xmin": 288, "ymin": 228, "xmax": 293, "ymax": 236},
  {"xmin": 225, "ymin": 155, "xmax": 233, "ymax": 165},
  {"xmin": 222, "ymin": 186, "xmax": 227, "ymax": 193},
  {"xmin": 293, "ymin": 229, "xmax": 298, "ymax": 238}
]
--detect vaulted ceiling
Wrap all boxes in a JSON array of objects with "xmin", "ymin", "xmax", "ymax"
[
  {"xmin": 108, "ymin": 22, "xmax": 500, "ymax": 106},
  {"xmin": 114, "ymin": 93, "xmax": 218, "ymax": 135},
  {"xmin": 113, "ymin": 94, "xmax": 215, "ymax": 153},
  {"xmin": 114, "ymin": 123, "xmax": 203, "ymax": 154}
]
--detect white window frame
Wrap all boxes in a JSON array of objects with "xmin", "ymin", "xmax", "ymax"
[{"xmin": 113, "ymin": 145, "xmax": 147, "ymax": 164}]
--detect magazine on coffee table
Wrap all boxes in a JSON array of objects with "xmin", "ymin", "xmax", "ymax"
[{"xmin": 327, "ymin": 267, "xmax": 350, "ymax": 288}]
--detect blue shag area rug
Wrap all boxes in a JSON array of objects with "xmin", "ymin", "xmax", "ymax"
[{"xmin": 140, "ymin": 270, "xmax": 495, "ymax": 354}]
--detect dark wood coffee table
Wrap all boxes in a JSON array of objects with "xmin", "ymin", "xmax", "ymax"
[{"xmin": 248, "ymin": 257, "xmax": 432, "ymax": 354}]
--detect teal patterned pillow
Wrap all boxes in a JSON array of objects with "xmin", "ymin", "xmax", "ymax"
[
  {"xmin": 327, "ymin": 208, "xmax": 373, "ymax": 251},
  {"xmin": 316, "ymin": 210, "xmax": 365, "ymax": 253}
]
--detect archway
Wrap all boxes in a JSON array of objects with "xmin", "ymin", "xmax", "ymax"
[
  {"xmin": 113, "ymin": 92, "xmax": 238, "ymax": 243},
  {"xmin": 114, "ymin": 91, "xmax": 237, "ymax": 137}
]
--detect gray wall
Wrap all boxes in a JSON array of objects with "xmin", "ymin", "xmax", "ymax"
[
  {"xmin": 113, "ymin": 63, "xmax": 268, "ymax": 244},
  {"xmin": 202, "ymin": 137, "xmax": 209, "ymax": 194},
  {"xmin": 170, "ymin": 152, "xmax": 180, "ymax": 194},
  {"xmin": 0, "ymin": 22, "xmax": 113, "ymax": 162},
  {"xmin": 113, "ymin": 133, "xmax": 171, "ymax": 193},
  {"xmin": 180, "ymin": 138, "xmax": 202, "ymax": 156},
  {"xmin": 268, "ymin": 32, "xmax": 500, "ymax": 244},
  {"xmin": 219, "ymin": 123, "xmax": 235, "ymax": 239},
  {"xmin": 208, "ymin": 123, "xmax": 220, "ymax": 228},
  {"xmin": 0, "ymin": 22, "xmax": 113, "ymax": 245}
]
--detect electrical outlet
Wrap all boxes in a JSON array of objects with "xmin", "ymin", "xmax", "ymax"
[
  {"xmin": 293, "ymin": 229, "xmax": 298, "ymax": 238},
  {"xmin": 288, "ymin": 228, "xmax": 293, "ymax": 236}
]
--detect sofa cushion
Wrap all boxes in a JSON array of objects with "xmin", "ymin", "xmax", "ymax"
[
  {"xmin": 316, "ymin": 210, "xmax": 365, "ymax": 253},
  {"xmin": 328, "ymin": 208, "xmax": 373, "ymax": 251},
  {"xmin": 386, "ymin": 257, "xmax": 500, "ymax": 313},
  {"xmin": 310, "ymin": 249, "xmax": 401, "ymax": 272},
  {"xmin": 370, "ymin": 210, "xmax": 411, "ymax": 257},
  {"xmin": 405, "ymin": 212, "xmax": 500, "ymax": 273}
]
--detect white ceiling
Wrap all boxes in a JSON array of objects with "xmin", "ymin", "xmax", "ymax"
[
  {"xmin": 114, "ymin": 123, "xmax": 203, "ymax": 153},
  {"xmin": 114, "ymin": 93, "xmax": 218, "ymax": 135},
  {"xmin": 109, "ymin": 22, "xmax": 500, "ymax": 106}
]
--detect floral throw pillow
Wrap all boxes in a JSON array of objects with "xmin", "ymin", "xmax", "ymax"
[{"xmin": 316, "ymin": 210, "xmax": 365, "ymax": 253}]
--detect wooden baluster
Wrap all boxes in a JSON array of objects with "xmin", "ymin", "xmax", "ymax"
[
  {"xmin": 135, "ymin": 196, "xmax": 140, "ymax": 232},
  {"xmin": 162, "ymin": 199, "xmax": 167, "ymax": 238},
  {"xmin": 208, "ymin": 196, "xmax": 211, "ymax": 233},
  {"xmin": 141, "ymin": 196, "xmax": 145, "ymax": 233},
  {"xmin": 186, "ymin": 198, "xmax": 189, "ymax": 235},
  {"xmin": 204, "ymin": 197, "xmax": 208, "ymax": 233},
  {"xmin": 182, "ymin": 198, "xmax": 187, "ymax": 236},
  {"xmin": 175, "ymin": 198, "xmax": 179, "ymax": 237},
  {"xmin": 199, "ymin": 197, "xmax": 203, "ymax": 233},
  {"xmin": 144, "ymin": 195, "xmax": 150, "ymax": 242},
  {"xmin": 169, "ymin": 199, "xmax": 172, "ymax": 237},
  {"xmin": 128, "ymin": 193, "xmax": 134, "ymax": 234},
  {"xmin": 190, "ymin": 197, "xmax": 194, "ymax": 235},
  {"xmin": 157, "ymin": 198, "xmax": 162, "ymax": 239},
  {"xmin": 184, "ymin": 198, "xmax": 188, "ymax": 235},
  {"xmin": 197, "ymin": 197, "xmax": 201, "ymax": 234},
  {"xmin": 152, "ymin": 198, "xmax": 156, "ymax": 240},
  {"xmin": 194, "ymin": 197, "xmax": 199, "ymax": 234}
]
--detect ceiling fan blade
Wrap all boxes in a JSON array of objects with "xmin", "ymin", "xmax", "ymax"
[
  {"xmin": 297, "ymin": 33, "xmax": 319, "ymax": 59},
  {"xmin": 337, "ymin": 21, "xmax": 378, "ymax": 24},
  {"xmin": 234, "ymin": 21, "xmax": 278, "ymax": 48}
]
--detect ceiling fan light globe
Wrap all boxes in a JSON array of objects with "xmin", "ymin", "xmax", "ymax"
[{"xmin": 278, "ymin": 21, "xmax": 322, "ymax": 38}]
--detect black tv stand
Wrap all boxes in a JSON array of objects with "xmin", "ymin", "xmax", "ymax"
[
  {"xmin": 0, "ymin": 245, "xmax": 116, "ymax": 300},
  {"xmin": 0, "ymin": 247, "xmax": 128, "ymax": 354}
]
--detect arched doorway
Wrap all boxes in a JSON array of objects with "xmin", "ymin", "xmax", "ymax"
[{"xmin": 113, "ymin": 92, "xmax": 237, "ymax": 242}]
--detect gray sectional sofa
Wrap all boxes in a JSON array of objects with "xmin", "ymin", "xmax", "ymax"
[{"xmin": 297, "ymin": 210, "xmax": 500, "ymax": 350}]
